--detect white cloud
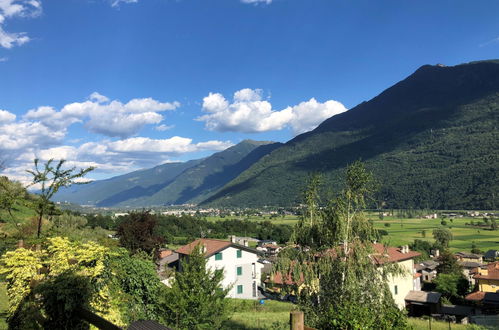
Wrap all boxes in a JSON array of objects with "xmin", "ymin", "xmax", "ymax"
[
  {"xmin": 22, "ymin": 93, "xmax": 180, "ymax": 138},
  {"xmin": 155, "ymin": 124, "xmax": 174, "ymax": 131},
  {"xmin": 0, "ymin": 56, "xmax": 7, "ymax": 61},
  {"xmin": 241, "ymin": 0, "xmax": 272, "ymax": 4},
  {"xmin": 110, "ymin": 0, "xmax": 138, "ymax": 8},
  {"xmin": 0, "ymin": 0, "xmax": 42, "ymax": 49},
  {"xmin": 197, "ymin": 88, "xmax": 347, "ymax": 135},
  {"xmin": 0, "ymin": 109, "xmax": 16, "ymax": 123}
]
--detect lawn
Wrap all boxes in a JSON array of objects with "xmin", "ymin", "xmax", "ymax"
[
  {"xmin": 0, "ymin": 282, "xmax": 8, "ymax": 330},
  {"xmin": 225, "ymin": 299, "xmax": 475, "ymax": 329}
]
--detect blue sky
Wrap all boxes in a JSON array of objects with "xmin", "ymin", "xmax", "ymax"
[{"xmin": 1, "ymin": 0, "xmax": 498, "ymax": 182}]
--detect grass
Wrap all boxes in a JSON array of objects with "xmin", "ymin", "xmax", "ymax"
[
  {"xmin": 225, "ymin": 299, "xmax": 475, "ymax": 329},
  {"xmin": 0, "ymin": 282, "xmax": 8, "ymax": 330},
  {"xmin": 205, "ymin": 213, "xmax": 499, "ymax": 253},
  {"xmin": 372, "ymin": 216, "xmax": 499, "ymax": 252},
  {"xmin": 225, "ymin": 299, "xmax": 294, "ymax": 329}
]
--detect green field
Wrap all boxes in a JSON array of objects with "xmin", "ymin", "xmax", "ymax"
[
  {"xmin": 206, "ymin": 213, "xmax": 499, "ymax": 253},
  {"xmin": 371, "ymin": 216, "xmax": 499, "ymax": 253}
]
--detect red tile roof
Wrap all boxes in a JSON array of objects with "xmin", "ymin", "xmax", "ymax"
[
  {"xmin": 158, "ymin": 249, "xmax": 173, "ymax": 259},
  {"xmin": 371, "ymin": 243, "xmax": 421, "ymax": 264},
  {"xmin": 267, "ymin": 271, "xmax": 304, "ymax": 286},
  {"xmin": 474, "ymin": 261, "xmax": 499, "ymax": 280},
  {"xmin": 465, "ymin": 291, "xmax": 486, "ymax": 301},
  {"xmin": 176, "ymin": 238, "xmax": 231, "ymax": 257}
]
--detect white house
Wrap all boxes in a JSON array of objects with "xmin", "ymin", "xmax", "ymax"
[{"xmin": 176, "ymin": 238, "xmax": 264, "ymax": 300}]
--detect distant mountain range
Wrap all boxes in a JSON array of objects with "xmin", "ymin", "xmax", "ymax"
[
  {"xmin": 56, "ymin": 60, "xmax": 499, "ymax": 209},
  {"xmin": 55, "ymin": 140, "xmax": 282, "ymax": 207}
]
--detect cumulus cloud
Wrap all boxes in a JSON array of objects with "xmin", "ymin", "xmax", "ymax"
[
  {"xmin": 197, "ymin": 88, "xmax": 347, "ymax": 135},
  {"xmin": 0, "ymin": 109, "xmax": 16, "ymax": 123},
  {"xmin": 22, "ymin": 93, "xmax": 180, "ymax": 138},
  {"xmin": 0, "ymin": 0, "xmax": 42, "ymax": 49},
  {"xmin": 155, "ymin": 124, "xmax": 174, "ymax": 131}
]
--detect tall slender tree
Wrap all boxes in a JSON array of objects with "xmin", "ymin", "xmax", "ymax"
[
  {"xmin": 275, "ymin": 161, "xmax": 407, "ymax": 329},
  {"xmin": 27, "ymin": 159, "xmax": 94, "ymax": 238}
]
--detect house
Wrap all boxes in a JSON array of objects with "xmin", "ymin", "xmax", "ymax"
[
  {"xmin": 473, "ymin": 261, "xmax": 499, "ymax": 293},
  {"xmin": 371, "ymin": 244, "xmax": 421, "ymax": 309},
  {"xmin": 405, "ymin": 291, "xmax": 442, "ymax": 316},
  {"xmin": 176, "ymin": 238, "xmax": 264, "ymax": 300},
  {"xmin": 415, "ymin": 260, "xmax": 439, "ymax": 282},
  {"xmin": 455, "ymin": 252, "xmax": 483, "ymax": 264},
  {"xmin": 483, "ymin": 250, "xmax": 499, "ymax": 262},
  {"xmin": 257, "ymin": 243, "xmax": 282, "ymax": 256}
]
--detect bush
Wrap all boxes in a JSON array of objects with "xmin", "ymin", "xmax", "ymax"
[{"xmin": 384, "ymin": 223, "xmax": 391, "ymax": 227}]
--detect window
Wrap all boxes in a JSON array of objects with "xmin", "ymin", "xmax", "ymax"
[
  {"xmin": 237, "ymin": 266, "xmax": 242, "ymax": 276},
  {"xmin": 252, "ymin": 262, "xmax": 256, "ymax": 279},
  {"xmin": 252, "ymin": 281, "xmax": 257, "ymax": 297},
  {"xmin": 215, "ymin": 252, "xmax": 222, "ymax": 260},
  {"xmin": 237, "ymin": 285, "xmax": 243, "ymax": 294},
  {"xmin": 394, "ymin": 285, "xmax": 398, "ymax": 295},
  {"xmin": 237, "ymin": 249, "xmax": 242, "ymax": 258}
]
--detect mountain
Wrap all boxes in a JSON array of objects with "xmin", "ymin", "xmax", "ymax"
[
  {"xmin": 54, "ymin": 140, "xmax": 281, "ymax": 207},
  {"xmin": 202, "ymin": 60, "xmax": 499, "ymax": 209}
]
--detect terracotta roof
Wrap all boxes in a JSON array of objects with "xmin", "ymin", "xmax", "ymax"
[
  {"xmin": 465, "ymin": 291, "xmax": 486, "ymax": 301},
  {"xmin": 158, "ymin": 249, "xmax": 173, "ymax": 259},
  {"xmin": 414, "ymin": 273, "xmax": 422, "ymax": 279},
  {"xmin": 267, "ymin": 271, "xmax": 304, "ymax": 286},
  {"xmin": 474, "ymin": 261, "xmax": 499, "ymax": 280},
  {"xmin": 176, "ymin": 238, "xmax": 231, "ymax": 257},
  {"xmin": 371, "ymin": 243, "xmax": 421, "ymax": 264}
]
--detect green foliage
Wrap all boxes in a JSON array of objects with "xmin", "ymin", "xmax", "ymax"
[
  {"xmin": 0, "ymin": 177, "xmax": 28, "ymax": 220},
  {"xmin": 432, "ymin": 228, "xmax": 453, "ymax": 248},
  {"xmin": 436, "ymin": 250, "xmax": 463, "ymax": 275},
  {"xmin": 0, "ymin": 237, "xmax": 164, "ymax": 328},
  {"xmin": 164, "ymin": 245, "xmax": 231, "ymax": 329},
  {"xmin": 116, "ymin": 211, "xmax": 164, "ymax": 256},
  {"xmin": 409, "ymin": 239, "xmax": 433, "ymax": 261},
  {"xmin": 275, "ymin": 162, "xmax": 407, "ymax": 329},
  {"xmin": 434, "ymin": 273, "xmax": 469, "ymax": 299},
  {"xmin": 27, "ymin": 159, "xmax": 94, "ymax": 238}
]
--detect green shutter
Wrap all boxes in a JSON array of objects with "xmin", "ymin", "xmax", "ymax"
[
  {"xmin": 394, "ymin": 285, "xmax": 398, "ymax": 295},
  {"xmin": 215, "ymin": 252, "xmax": 222, "ymax": 260},
  {"xmin": 237, "ymin": 250, "xmax": 242, "ymax": 258},
  {"xmin": 237, "ymin": 285, "xmax": 243, "ymax": 294},
  {"xmin": 237, "ymin": 266, "xmax": 242, "ymax": 276}
]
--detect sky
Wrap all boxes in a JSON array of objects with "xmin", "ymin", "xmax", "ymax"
[{"xmin": 0, "ymin": 0, "xmax": 498, "ymax": 183}]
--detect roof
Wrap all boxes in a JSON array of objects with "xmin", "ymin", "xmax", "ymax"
[
  {"xmin": 176, "ymin": 238, "xmax": 262, "ymax": 258},
  {"xmin": 459, "ymin": 261, "xmax": 482, "ymax": 269},
  {"xmin": 455, "ymin": 252, "xmax": 482, "ymax": 259},
  {"xmin": 266, "ymin": 271, "xmax": 304, "ymax": 286},
  {"xmin": 484, "ymin": 250, "xmax": 499, "ymax": 259},
  {"xmin": 465, "ymin": 291, "xmax": 486, "ymax": 301},
  {"xmin": 465, "ymin": 291, "xmax": 499, "ymax": 304},
  {"xmin": 474, "ymin": 261, "xmax": 499, "ymax": 280},
  {"xmin": 405, "ymin": 291, "xmax": 441, "ymax": 304},
  {"xmin": 415, "ymin": 260, "xmax": 439, "ymax": 271},
  {"xmin": 158, "ymin": 249, "xmax": 174, "ymax": 259},
  {"xmin": 371, "ymin": 244, "xmax": 421, "ymax": 264},
  {"xmin": 263, "ymin": 244, "xmax": 280, "ymax": 249}
]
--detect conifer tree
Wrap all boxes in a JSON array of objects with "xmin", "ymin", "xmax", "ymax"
[
  {"xmin": 275, "ymin": 161, "xmax": 407, "ymax": 329},
  {"xmin": 164, "ymin": 244, "xmax": 231, "ymax": 329}
]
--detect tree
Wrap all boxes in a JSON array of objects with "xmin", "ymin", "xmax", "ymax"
[
  {"xmin": 0, "ymin": 237, "xmax": 165, "ymax": 328},
  {"xmin": 434, "ymin": 273, "xmax": 469, "ymax": 299},
  {"xmin": 275, "ymin": 161, "xmax": 407, "ymax": 329},
  {"xmin": 432, "ymin": 227, "xmax": 453, "ymax": 248},
  {"xmin": 164, "ymin": 244, "xmax": 231, "ymax": 329},
  {"xmin": 436, "ymin": 250, "xmax": 462, "ymax": 275},
  {"xmin": 0, "ymin": 176, "xmax": 27, "ymax": 219},
  {"xmin": 27, "ymin": 159, "xmax": 94, "ymax": 238},
  {"xmin": 116, "ymin": 211, "xmax": 164, "ymax": 256}
]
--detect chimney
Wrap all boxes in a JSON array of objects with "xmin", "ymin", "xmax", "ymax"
[
  {"xmin": 230, "ymin": 235, "xmax": 236, "ymax": 243},
  {"xmin": 243, "ymin": 240, "xmax": 248, "ymax": 247},
  {"xmin": 202, "ymin": 244, "xmax": 207, "ymax": 253}
]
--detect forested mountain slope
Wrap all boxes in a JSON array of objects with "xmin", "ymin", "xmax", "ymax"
[
  {"xmin": 55, "ymin": 140, "xmax": 281, "ymax": 207},
  {"xmin": 203, "ymin": 60, "xmax": 499, "ymax": 209}
]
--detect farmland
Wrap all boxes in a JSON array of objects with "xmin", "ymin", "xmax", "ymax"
[{"xmin": 205, "ymin": 213, "xmax": 499, "ymax": 253}]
